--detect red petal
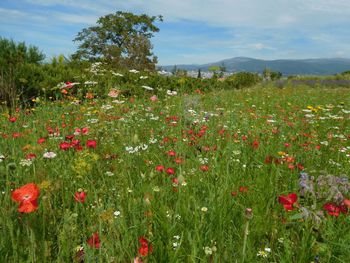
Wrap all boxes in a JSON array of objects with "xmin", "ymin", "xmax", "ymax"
[
  {"xmin": 12, "ymin": 183, "xmax": 40, "ymax": 202},
  {"xmin": 18, "ymin": 200, "xmax": 39, "ymax": 213},
  {"xmin": 287, "ymin": 193, "xmax": 297, "ymax": 203}
]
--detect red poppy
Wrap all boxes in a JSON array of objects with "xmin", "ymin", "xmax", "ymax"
[
  {"xmin": 138, "ymin": 237, "xmax": 153, "ymax": 257},
  {"xmin": 86, "ymin": 140, "xmax": 97, "ymax": 148},
  {"xmin": 323, "ymin": 203, "xmax": 340, "ymax": 217},
  {"xmin": 12, "ymin": 132, "xmax": 21, "ymax": 138},
  {"xmin": 174, "ymin": 158, "xmax": 184, "ymax": 164},
  {"xmin": 59, "ymin": 141, "xmax": 71, "ymax": 150},
  {"xmin": 65, "ymin": 81, "xmax": 74, "ymax": 89},
  {"xmin": 264, "ymin": 155, "xmax": 273, "ymax": 164},
  {"xmin": 239, "ymin": 186, "xmax": 248, "ymax": 193},
  {"xmin": 65, "ymin": 134, "xmax": 75, "ymax": 141},
  {"xmin": 200, "ymin": 165, "xmax": 209, "ymax": 172},
  {"xmin": 155, "ymin": 165, "xmax": 164, "ymax": 172},
  {"xmin": 296, "ymin": 163, "xmax": 304, "ymax": 170},
  {"xmin": 278, "ymin": 193, "xmax": 298, "ymax": 211},
  {"xmin": 167, "ymin": 150, "xmax": 176, "ymax": 157},
  {"xmin": 82, "ymin": 127, "xmax": 89, "ymax": 135},
  {"xmin": 85, "ymin": 93, "xmax": 94, "ymax": 99},
  {"xmin": 75, "ymin": 145, "xmax": 84, "ymax": 151},
  {"xmin": 71, "ymin": 139, "xmax": 80, "ymax": 147},
  {"xmin": 9, "ymin": 117, "xmax": 17, "ymax": 122},
  {"xmin": 166, "ymin": 167, "xmax": 175, "ymax": 175},
  {"xmin": 11, "ymin": 183, "xmax": 40, "ymax": 213},
  {"xmin": 25, "ymin": 153, "xmax": 36, "ymax": 160},
  {"xmin": 74, "ymin": 191, "xmax": 87, "ymax": 203},
  {"xmin": 252, "ymin": 140, "xmax": 259, "ymax": 149},
  {"xmin": 172, "ymin": 177, "xmax": 179, "ymax": 185},
  {"xmin": 37, "ymin": 138, "xmax": 46, "ymax": 144},
  {"xmin": 343, "ymin": 199, "xmax": 350, "ymax": 208},
  {"xmin": 87, "ymin": 232, "xmax": 100, "ymax": 249}
]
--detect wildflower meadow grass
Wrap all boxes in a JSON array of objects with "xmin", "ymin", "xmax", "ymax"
[{"xmin": 1, "ymin": 85, "xmax": 350, "ymax": 262}]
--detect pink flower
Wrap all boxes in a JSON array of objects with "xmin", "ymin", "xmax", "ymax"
[
  {"xmin": 75, "ymin": 127, "xmax": 89, "ymax": 135},
  {"xmin": 108, "ymin": 89, "xmax": 119, "ymax": 98},
  {"xmin": 150, "ymin": 95, "xmax": 158, "ymax": 102}
]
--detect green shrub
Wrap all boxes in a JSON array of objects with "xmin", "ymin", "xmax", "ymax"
[{"xmin": 224, "ymin": 72, "xmax": 261, "ymax": 89}]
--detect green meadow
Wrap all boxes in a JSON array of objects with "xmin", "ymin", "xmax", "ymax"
[{"xmin": 1, "ymin": 84, "xmax": 350, "ymax": 262}]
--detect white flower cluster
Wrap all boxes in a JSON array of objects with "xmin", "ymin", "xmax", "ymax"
[
  {"xmin": 90, "ymin": 62, "xmax": 105, "ymax": 75},
  {"xmin": 111, "ymin": 72, "xmax": 124, "ymax": 77},
  {"xmin": 167, "ymin": 90, "xmax": 177, "ymax": 96},
  {"xmin": 20, "ymin": 159, "xmax": 33, "ymax": 166},
  {"xmin": 43, "ymin": 152, "xmax": 57, "ymax": 159},
  {"xmin": 142, "ymin": 85, "xmax": 154, "ymax": 91},
  {"xmin": 257, "ymin": 247, "xmax": 271, "ymax": 258},
  {"xmin": 57, "ymin": 82, "xmax": 80, "ymax": 89},
  {"xmin": 172, "ymin": 235, "xmax": 181, "ymax": 250},
  {"xmin": 114, "ymin": 210, "xmax": 121, "ymax": 218},
  {"xmin": 125, "ymin": 144, "xmax": 148, "ymax": 154}
]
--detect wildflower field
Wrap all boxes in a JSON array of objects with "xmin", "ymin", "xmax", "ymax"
[{"xmin": 1, "ymin": 83, "xmax": 350, "ymax": 262}]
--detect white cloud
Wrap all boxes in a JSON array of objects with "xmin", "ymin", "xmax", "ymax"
[
  {"xmin": 252, "ymin": 43, "xmax": 264, "ymax": 50},
  {"xmin": 55, "ymin": 13, "xmax": 98, "ymax": 25},
  {"xmin": 4, "ymin": 0, "xmax": 350, "ymax": 64},
  {"xmin": 20, "ymin": 0, "xmax": 350, "ymax": 29}
]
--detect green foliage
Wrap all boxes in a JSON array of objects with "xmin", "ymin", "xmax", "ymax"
[
  {"xmin": 340, "ymin": 70, "xmax": 350, "ymax": 76},
  {"xmin": 0, "ymin": 38, "xmax": 45, "ymax": 110},
  {"xmin": 0, "ymin": 37, "xmax": 45, "ymax": 66},
  {"xmin": 225, "ymin": 71, "xmax": 261, "ymax": 89},
  {"xmin": 208, "ymin": 66, "xmax": 220, "ymax": 78},
  {"xmin": 73, "ymin": 11, "xmax": 162, "ymax": 70},
  {"xmin": 263, "ymin": 68, "xmax": 282, "ymax": 81}
]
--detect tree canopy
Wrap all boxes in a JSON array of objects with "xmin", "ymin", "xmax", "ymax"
[
  {"xmin": 73, "ymin": 11, "xmax": 162, "ymax": 70},
  {"xmin": 0, "ymin": 37, "xmax": 45, "ymax": 67}
]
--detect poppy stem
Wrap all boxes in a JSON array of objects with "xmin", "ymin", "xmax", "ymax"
[{"xmin": 242, "ymin": 221, "xmax": 249, "ymax": 262}]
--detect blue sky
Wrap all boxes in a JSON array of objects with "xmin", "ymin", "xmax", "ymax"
[{"xmin": 1, "ymin": 0, "xmax": 350, "ymax": 65}]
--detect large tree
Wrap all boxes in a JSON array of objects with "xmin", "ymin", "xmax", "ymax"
[{"xmin": 73, "ymin": 11, "xmax": 162, "ymax": 70}]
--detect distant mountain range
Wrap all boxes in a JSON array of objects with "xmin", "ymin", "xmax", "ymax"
[{"xmin": 161, "ymin": 57, "xmax": 350, "ymax": 75}]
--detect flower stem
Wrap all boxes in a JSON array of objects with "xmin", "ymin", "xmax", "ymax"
[{"xmin": 242, "ymin": 221, "xmax": 250, "ymax": 262}]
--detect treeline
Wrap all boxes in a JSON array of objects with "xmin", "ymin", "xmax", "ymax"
[{"xmin": 1, "ymin": 11, "xmax": 349, "ymax": 110}]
